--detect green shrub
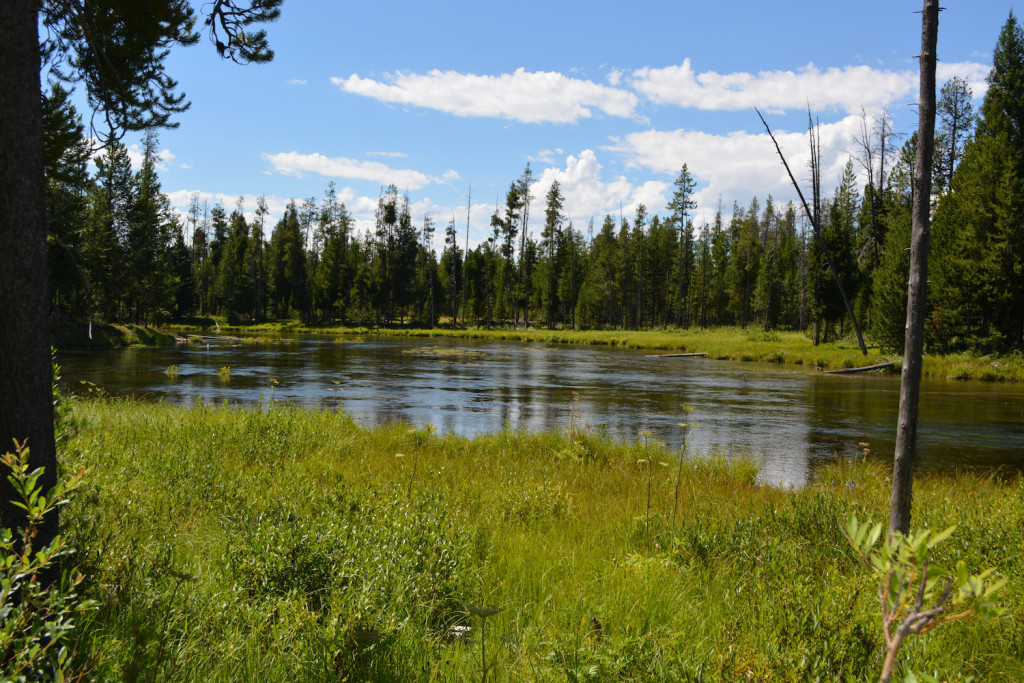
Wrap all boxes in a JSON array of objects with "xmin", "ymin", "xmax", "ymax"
[{"xmin": 0, "ymin": 443, "xmax": 93, "ymax": 681}]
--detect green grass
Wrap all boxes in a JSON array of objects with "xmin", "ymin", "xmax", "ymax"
[{"xmin": 56, "ymin": 399, "xmax": 1024, "ymax": 681}]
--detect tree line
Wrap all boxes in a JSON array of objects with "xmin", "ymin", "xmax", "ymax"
[{"xmin": 44, "ymin": 14, "xmax": 1024, "ymax": 353}]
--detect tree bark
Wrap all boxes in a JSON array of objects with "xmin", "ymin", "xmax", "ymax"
[
  {"xmin": 0, "ymin": 2, "xmax": 59, "ymax": 549},
  {"xmin": 890, "ymin": 0, "xmax": 939, "ymax": 536}
]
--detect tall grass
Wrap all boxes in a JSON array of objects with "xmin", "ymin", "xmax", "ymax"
[{"xmin": 60, "ymin": 399, "xmax": 1024, "ymax": 681}]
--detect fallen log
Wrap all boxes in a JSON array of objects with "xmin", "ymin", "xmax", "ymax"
[
  {"xmin": 824, "ymin": 361, "xmax": 895, "ymax": 375},
  {"xmin": 645, "ymin": 352, "xmax": 708, "ymax": 358}
]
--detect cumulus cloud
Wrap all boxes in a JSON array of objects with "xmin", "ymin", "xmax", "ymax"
[
  {"xmin": 527, "ymin": 148, "xmax": 564, "ymax": 165},
  {"xmin": 631, "ymin": 59, "xmax": 917, "ymax": 114},
  {"xmin": 332, "ymin": 67, "xmax": 638, "ymax": 123},
  {"xmin": 439, "ymin": 169, "xmax": 461, "ymax": 184},
  {"xmin": 529, "ymin": 150, "xmax": 670, "ymax": 223},
  {"xmin": 936, "ymin": 60, "xmax": 990, "ymax": 97},
  {"xmin": 607, "ymin": 115, "xmax": 870, "ymax": 219},
  {"xmin": 262, "ymin": 151, "xmax": 457, "ymax": 190},
  {"xmin": 120, "ymin": 144, "xmax": 176, "ymax": 171}
]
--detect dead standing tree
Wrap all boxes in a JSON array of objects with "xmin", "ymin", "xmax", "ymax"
[
  {"xmin": 890, "ymin": 0, "xmax": 939, "ymax": 536},
  {"xmin": 756, "ymin": 108, "xmax": 869, "ymax": 356}
]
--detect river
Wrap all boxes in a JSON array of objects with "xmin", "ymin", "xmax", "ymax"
[{"xmin": 57, "ymin": 336, "xmax": 1024, "ymax": 487}]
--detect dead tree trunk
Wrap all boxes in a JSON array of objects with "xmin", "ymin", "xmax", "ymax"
[
  {"xmin": 890, "ymin": 0, "xmax": 939, "ymax": 536},
  {"xmin": 756, "ymin": 109, "xmax": 868, "ymax": 355}
]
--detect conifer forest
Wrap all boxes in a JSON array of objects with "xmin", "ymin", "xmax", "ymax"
[{"xmin": 44, "ymin": 18, "xmax": 1024, "ymax": 355}]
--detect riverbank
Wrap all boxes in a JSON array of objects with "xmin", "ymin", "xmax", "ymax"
[
  {"xmin": 58, "ymin": 399, "xmax": 1023, "ymax": 681},
  {"xmin": 50, "ymin": 320, "xmax": 176, "ymax": 349},
  {"xmin": 168, "ymin": 321, "xmax": 1024, "ymax": 382}
]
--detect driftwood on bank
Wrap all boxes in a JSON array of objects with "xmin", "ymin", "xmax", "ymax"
[
  {"xmin": 177, "ymin": 334, "xmax": 244, "ymax": 345},
  {"xmin": 823, "ymin": 361, "xmax": 896, "ymax": 375},
  {"xmin": 645, "ymin": 352, "xmax": 708, "ymax": 358}
]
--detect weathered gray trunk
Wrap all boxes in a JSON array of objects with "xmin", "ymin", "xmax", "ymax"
[
  {"xmin": 0, "ymin": 1, "xmax": 59, "ymax": 549},
  {"xmin": 890, "ymin": 0, "xmax": 939, "ymax": 536}
]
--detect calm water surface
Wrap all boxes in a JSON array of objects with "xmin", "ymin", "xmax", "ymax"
[{"xmin": 58, "ymin": 336, "xmax": 1024, "ymax": 487}]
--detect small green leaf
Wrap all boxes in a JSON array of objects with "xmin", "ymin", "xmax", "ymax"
[
  {"xmin": 867, "ymin": 522, "xmax": 882, "ymax": 549},
  {"xmin": 927, "ymin": 525, "xmax": 956, "ymax": 548}
]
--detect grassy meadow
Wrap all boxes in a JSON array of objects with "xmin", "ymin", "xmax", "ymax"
[
  {"xmin": 169, "ymin": 321, "xmax": 1024, "ymax": 383},
  {"xmin": 52, "ymin": 398, "xmax": 1024, "ymax": 681}
]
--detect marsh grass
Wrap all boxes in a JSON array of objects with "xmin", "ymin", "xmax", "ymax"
[{"xmin": 58, "ymin": 399, "xmax": 1024, "ymax": 681}]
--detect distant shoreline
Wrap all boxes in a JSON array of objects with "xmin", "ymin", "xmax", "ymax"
[
  {"xmin": 54, "ymin": 317, "xmax": 1024, "ymax": 383},
  {"xmin": 166, "ymin": 320, "xmax": 1024, "ymax": 383}
]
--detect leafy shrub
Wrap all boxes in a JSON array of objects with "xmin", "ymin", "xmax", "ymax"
[{"xmin": 0, "ymin": 443, "xmax": 93, "ymax": 681}]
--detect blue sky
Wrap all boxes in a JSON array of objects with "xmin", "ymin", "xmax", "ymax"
[{"xmin": 89, "ymin": 1, "xmax": 1015, "ymax": 247}]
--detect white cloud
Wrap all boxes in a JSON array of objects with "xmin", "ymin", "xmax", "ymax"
[
  {"xmin": 629, "ymin": 59, "xmax": 991, "ymax": 115},
  {"xmin": 287, "ymin": 78, "xmax": 308, "ymax": 85},
  {"xmin": 121, "ymin": 144, "xmax": 176, "ymax": 171},
  {"xmin": 332, "ymin": 67, "xmax": 639, "ymax": 123},
  {"xmin": 439, "ymin": 169, "xmax": 461, "ymax": 184},
  {"xmin": 366, "ymin": 151, "xmax": 409, "ymax": 159},
  {"xmin": 527, "ymin": 148, "xmax": 565, "ymax": 165},
  {"xmin": 530, "ymin": 150, "xmax": 670, "ymax": 223},
  {"xmin": 631, "ymin": 60, "xmax": 912, "ymax": 114},
  {"xmin": 607, "ymin": 115, "xmax": 870, "ymax": 220},
  {"xmin": 262, "ymin": 151, "xmax": 457, "ymax": 190},
  {"xmin": 936, "ymin": 60, "xmax": 990, "ymax": 97}
]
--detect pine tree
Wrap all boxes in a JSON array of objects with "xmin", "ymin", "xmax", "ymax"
[
  {"xmin": 217, "ymin": 204, "xmax": 252, "ymax": 320},
  {"xmin": 82, "ymin": 142, "xmax": 133, "ymax": 320},
  {"xmin": 667, "ymin": 165, "xmax": 697, "ymax": 326},
  {"xmin": 267, "ymin": 201, "xmax": 308, "ymax": 319},
  {"xmin": 872, "ymin": 135, "xmax": 917, "ymax": 352},
  {"xmin": 933, "ymin": 12, "xmax": 1024, "ymax": 348},
  {"xmin": 727, "ymin": 200, "xmax": 761, "ymax": 328},
  {"xmin": 43, "ymin": 84, "xmax": 92, "ymax": 318},
  {"xmin": 541, "ymin": 180, "xmax": 565, "ymax": 326},
  {"xmin": 934, "ymin": 77, "xmax": 975, "ymax": 193},
  {"xmin": 313, "ymin": 184, "xmax": 352, "ymax": 322},
  {"xmin": 441, "ymin": 217, "xmax": 461, "ymax": 327}
]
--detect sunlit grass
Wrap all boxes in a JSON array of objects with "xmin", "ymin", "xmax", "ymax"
[{"xmin": 58, "ymin": 399, "xmax": 1024, "ymax": 681}]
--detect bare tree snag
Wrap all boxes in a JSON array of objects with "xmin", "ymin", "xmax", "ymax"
[
  {"xmin": 890, "ymin": 0, "xmax": 939, "ymax": 536},
  {"xmin": 756, "ymin": 108, "xmax": 868, "ymax": 355}
]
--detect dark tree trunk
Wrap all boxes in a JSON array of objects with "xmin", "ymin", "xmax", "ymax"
[
  {"xmin": 890, "ymin": 0, "xmax": 939, "ymax": 536},
  {"xmin": 0, "ymin": 2, "xmax": 59, "ymax": 549}
]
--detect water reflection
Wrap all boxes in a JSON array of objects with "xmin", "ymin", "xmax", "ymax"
[{"xmin": 58, "ymin": 336, "xmax": 1024, "ymax": 487}]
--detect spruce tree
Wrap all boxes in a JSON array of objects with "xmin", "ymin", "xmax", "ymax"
[{"xmin": 933, "ymin": 12, "xmax": 1024, "ymax": 348}]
